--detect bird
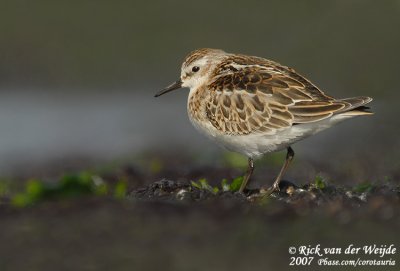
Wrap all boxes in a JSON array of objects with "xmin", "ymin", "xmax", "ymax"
[{"xmin": 154, "ymin": 48, "xmax": 372, "ymax": 194}]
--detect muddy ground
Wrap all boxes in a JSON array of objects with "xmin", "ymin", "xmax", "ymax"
[{"xmin": 0, "ymin": 157, "xmax": 399, "ymax": 271}]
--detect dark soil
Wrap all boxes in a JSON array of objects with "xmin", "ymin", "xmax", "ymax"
[{"xmin": 0, "ymin": 162, "xmax": 399, "ymax": 271}]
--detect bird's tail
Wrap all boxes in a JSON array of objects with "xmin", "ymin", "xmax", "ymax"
[{"xmin": 337, "ymin": 96, "xmax": 373, "ymax": 116}]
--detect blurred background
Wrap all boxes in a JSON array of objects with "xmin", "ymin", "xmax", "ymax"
[
  {"xmin": 1, "ymin": 2, "xmax": 399, "ymax": 271},
  {"xmin": 0, "ymin": 0, "xmax": 399, "ymax": 182}
]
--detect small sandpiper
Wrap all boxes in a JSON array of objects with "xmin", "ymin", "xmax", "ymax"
[{"xmin": 155, "ymin": 48, "xmax": 372, "ymax": 193}]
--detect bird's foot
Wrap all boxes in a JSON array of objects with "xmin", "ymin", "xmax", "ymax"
[{"xmin": 256, "ymin": 185, "xmax": 279, "ymax": 197}]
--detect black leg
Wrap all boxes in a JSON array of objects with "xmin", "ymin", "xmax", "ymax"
[
  {"xmin": 271, "ymin": 146, "xmax": 295, "ymax": 191},
  {"xmin": 239, "ymin": 157, "xmax": 254, "ymax": 193}
]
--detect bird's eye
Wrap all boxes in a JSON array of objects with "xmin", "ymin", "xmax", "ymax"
[{"xmin": 192, "ymin": 66, "xmax": 200, "ymax": 72}]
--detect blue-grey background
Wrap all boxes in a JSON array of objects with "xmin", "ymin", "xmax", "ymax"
[
  {"xmin": 1, "ymin": 2, "xmax": 399, "ymax": 271},
  {"xmin": 0, "ymin": 0, "xmax": 399, "ymax": 183}
]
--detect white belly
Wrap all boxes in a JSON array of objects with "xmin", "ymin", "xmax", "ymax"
[{"xmin": 188, "ymin": 112, "xmax": 356, "ymax": 159}]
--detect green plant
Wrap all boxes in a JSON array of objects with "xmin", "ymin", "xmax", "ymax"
[
  {"xmin": 226, "ymin": 176, "xmax": 244, "ymax": 192},
  {"xmin": 114, "ymin": 180, "xmax": 128, "ymax": 199},
  {"xmin": 353, "ymin": 182, "xmax": 374, "ymax": 193},
  {"xmin": 314, "ymin": 175, "xmax": 326, "ymax": 189},
  {"xmin": 191, "ymin": 176, "xmax": 245, "ymax": 194},
  {"xmin": 191, "ymin": 178, "xmax": 219, "ymax": 194},
  {"xmin": 10, "ymin": 173, "xmax": 114, "ymax": 207}
]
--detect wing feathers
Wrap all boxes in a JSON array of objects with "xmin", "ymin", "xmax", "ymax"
[
  {"xmin": 290, "ymin": 103, "xmax": 345, "ymax": 116},
  {"xmin": 337, "ymin": 96, "xmax": 373, "ymax": 111},
  {"xmin": 204, "ymin": 55, "xmax": 373, "ymax": 135}
]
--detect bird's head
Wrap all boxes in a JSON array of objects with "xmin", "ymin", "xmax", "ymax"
[{"xmin": 155, "ymin": 48, "xmax": 226, "ymax": 97}]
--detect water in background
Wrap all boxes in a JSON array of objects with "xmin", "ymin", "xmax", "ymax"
[
  {"xmin": 0, "ymin": 1, "xmax": 399, "ymax": 181},
  {"xmin": 0, "ymin": 87, "xmax": 397, "ymax": 182}
]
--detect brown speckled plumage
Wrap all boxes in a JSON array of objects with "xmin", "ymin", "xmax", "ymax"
[{"xmin": 185, "ymin": 49, "xmax": 372, "ymax": 135}]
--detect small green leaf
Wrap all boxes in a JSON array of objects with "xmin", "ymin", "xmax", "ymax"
[
  {"xmin": 26, "ymin": 179, "xmax": 45, "ymax": 199},
  {"xmin": 353, "ymin": 182, "xmax": 374, "ymax": 193},
  {"xmin": 11, "ymin": 193, "xmax": 32, "ymax": 207},
  {"xmin": 230, "ymin": 176, "xmax": 244, "ymax": 192},
  {"xmin": 199, "ymin": 179, "xmax": 214, "ymax": 193},
  {"xmin": 95, "ymin": 183, "xmax": 109, "ymax": 196},
  {"xmin": 78, "ymin": 172, "xmax": 92, "ymax": 185},
  {"xmin": 114, "ymin": 180, "xmax": 127, "ymax": 199},
  {"xmin": 192, "ymin": 179, "xmax": 218, "ymax": 195},
  {"xmin": 198, "ymin": 178, "xmax": 209, "ymax": 188},
  {"xmin": 191, "ymin": 180, "xmax": 202, "ymax": 189},
  {"xmin": 314, "ymin": 176, "xmax": 326, "ymax": 189}
]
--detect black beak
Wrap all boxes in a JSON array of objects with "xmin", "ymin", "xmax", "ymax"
[{"xmin": 154, "ymin": 80, "xmax": 182, "ymax": 97}]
